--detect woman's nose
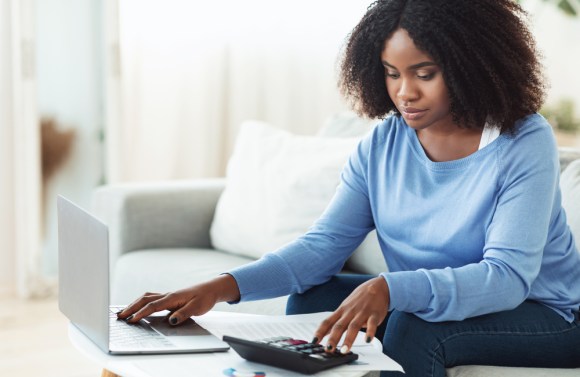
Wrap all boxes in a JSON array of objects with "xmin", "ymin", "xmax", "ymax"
[{"xmin": 397, "ymin": 80, "xmax": 419, "ymax": 102}]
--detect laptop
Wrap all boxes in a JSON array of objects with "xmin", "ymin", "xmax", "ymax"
[{"xmin": 57, "ymin": 195, "xmax": 230, "ymax": 355}]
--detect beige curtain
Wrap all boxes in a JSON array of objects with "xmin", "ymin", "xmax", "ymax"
[
  {"xmin": 0, "ymin": 0, "xmax": 46, "ymax": 298},
  {"xmin": 105, "ymin": 0, "xmax": 370, "ymax": 183}
]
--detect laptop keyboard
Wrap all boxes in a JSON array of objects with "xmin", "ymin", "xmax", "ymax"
[{"xmin": 109, "ymin": 307, "xmax": 173, "ymax": 349}]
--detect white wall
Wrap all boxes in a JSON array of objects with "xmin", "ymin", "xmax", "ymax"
[
  {"xmin": 524, "ymin": 0, "xmax": 580, "ymax": 110},
  {"xmin": 35, "ymin": 0, "xmax": 104, "ymax": 277}
]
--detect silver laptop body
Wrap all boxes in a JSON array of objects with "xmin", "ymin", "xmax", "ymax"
[{"xmin": 57, "ymin": 195, "xmax": 229, "ymax": 355}]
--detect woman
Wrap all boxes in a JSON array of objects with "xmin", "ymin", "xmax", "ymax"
[{"xmin": 118, "ymin": 1, "xmax": 580, "ymax": 375}]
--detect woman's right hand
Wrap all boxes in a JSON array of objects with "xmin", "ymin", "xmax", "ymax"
[{"xmin": 116, "ymin": 274, "xmax": 240, "ymax": 325}]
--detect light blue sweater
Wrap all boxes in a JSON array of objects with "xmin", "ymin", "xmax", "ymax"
[{"xmin": 229, "ymin": 114, "xmax": 580, "ymax": 322}]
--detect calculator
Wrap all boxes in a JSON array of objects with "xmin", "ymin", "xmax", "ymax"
[{"xmin": 222, "ymin": 335, "xmax": 359, "ymax": 375}]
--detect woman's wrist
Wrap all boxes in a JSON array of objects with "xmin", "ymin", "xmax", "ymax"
[{"xmin": 211, "ymin": 273, "xmax": 241, "ymax": 303}]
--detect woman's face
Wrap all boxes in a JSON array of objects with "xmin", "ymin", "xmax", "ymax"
[{"xmin": 381, "ymin": 28, "xmax": 455, "ymax": 132}]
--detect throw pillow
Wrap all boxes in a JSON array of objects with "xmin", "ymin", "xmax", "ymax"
[
  {"xmin": 316, "ymin": 111, "xmax": 378, "ymax": 138},
  {"xmin": 210, "ymin": 120, "xmax": 361, "ymax": 259},
  {"xmin": 561, "ymin": 159, "xmax": 580, "ymax": 243}
]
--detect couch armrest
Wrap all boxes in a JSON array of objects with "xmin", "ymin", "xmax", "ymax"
[{"xmin": 91, "ymin": 179, "xmax": 226, "ymax": 267}]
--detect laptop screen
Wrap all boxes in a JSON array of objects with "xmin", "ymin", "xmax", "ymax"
[{"xmin": 57, "ymin": 195, "xmax": 110, "ymax": 352}]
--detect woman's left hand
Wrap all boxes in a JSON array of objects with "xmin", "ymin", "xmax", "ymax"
[{"xmin": 312, "ymin": 276, "xmax": 390, "ymax": 354}]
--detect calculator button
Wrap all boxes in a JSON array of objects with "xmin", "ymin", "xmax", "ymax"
[
  {"xmin": 288, "ymin": 339, "xmax": 308, "ymax": 345},
  {"xmin": 265, "ymin": 337, "xmax": 291, "ymax": 343}
]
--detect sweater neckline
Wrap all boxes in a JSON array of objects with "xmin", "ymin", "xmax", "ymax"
[{"xmin": 405, "ymin": 124, "xmax": 504, "ymax": 170}]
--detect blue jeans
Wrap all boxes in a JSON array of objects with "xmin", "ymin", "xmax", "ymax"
[{"xmin": 286, "ymin": 274, "xmax": 580, "ymax": 377}]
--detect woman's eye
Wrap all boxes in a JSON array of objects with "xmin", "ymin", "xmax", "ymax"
[
  {"xmin": 386, "ymin": 72, "xmax": 399, "ymax": 79},
  {"xmin": 417, "ymin": 73, "xmax": 435, "ymax": 80}
]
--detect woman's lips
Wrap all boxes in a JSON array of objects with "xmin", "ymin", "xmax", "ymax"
[{"xmin": 401, "ymin": 107, "xmax": 427, "ymax": 121}]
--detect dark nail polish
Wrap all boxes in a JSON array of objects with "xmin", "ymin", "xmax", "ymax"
[
  {"xmin": 326, "ymin": 344, "xmax": 333, "ymax": 350},
  {"xmin": 311, "ymin": 337, "xmax": 319, "ymax": 344},
  {"xmin": 115, "ymin": 310, "xmax": 123, "ymax": 315},
  {"xmin": 366, "ymin": 336, "xmax": 372, "ymax": 343},
  {"xmin": 126, "ymin": 315, "xmax": 134, "ymax": 321},
  {"xmin": 170, "ymin": 317, "xmax": 178, "ymax": 325}
]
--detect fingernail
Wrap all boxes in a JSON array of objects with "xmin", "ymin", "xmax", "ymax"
[
  {"xmin": 326, "ymin": 344, "xmax": 333, "ymax": 351},
  {"xmin": 366, "ymin": 336, "xmax": 372, "ymax": 343},
  {"xmin": 126, "ymin": 315, "xmax": 134, "ymax": 321},
  {"xmin": 116, "ymin": 310, "xmax": 123, "ymax": 315},
  {"xmin": 340, "ymin": 345, "xmax": 350, "ymax": 354},
  {"xmin": 311, "ymin": 337, "xmax": 318, "ymax": 344},
  {"xmin": 169, "ymin": 317, "xmax": 178, "ymax": 325}
]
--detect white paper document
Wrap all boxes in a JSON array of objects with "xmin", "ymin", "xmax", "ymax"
[{"xmin": 134, "ymin": 311, "xmax": 403, "ymax": 377}]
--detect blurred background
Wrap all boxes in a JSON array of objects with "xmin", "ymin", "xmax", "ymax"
[{"xmin": 1, "ymin": 0, "xmax": 579, "ymax": 307}]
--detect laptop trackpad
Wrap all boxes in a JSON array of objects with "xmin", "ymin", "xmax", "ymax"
[{"xmin": 145, "ymin": 316, "xmax": 212, "ymax": 337}]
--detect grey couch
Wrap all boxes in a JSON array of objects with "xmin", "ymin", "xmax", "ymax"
[{"xmin": 92, "ymin": 122, "xmax": 580, "ymax": 376}]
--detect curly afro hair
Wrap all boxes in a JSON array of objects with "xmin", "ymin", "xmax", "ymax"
[{"xmin": 339, "ymin": 0, "xmax": 546, "ymax": 133}]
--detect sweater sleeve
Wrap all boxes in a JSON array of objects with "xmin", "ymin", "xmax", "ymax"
[
  {"xmin": 383, "ymin": 120, "xmax": 560, "ymax": 321},
  {"xmin": 228, "ymin": 131, "xmax": 377, "ymax": 301}
]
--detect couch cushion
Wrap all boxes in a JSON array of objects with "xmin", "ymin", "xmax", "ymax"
[
  {"xmin": 561, "ymin": 159, "xmax": 580, "ymax": 243},
  {"xmin": 447, "ymin": 365, "xmax": 580, "ymax": 377},
  {"xmin": 111, "ymin": 248, "xmax": 287, "ymax": 315},
  {"xmin": 210, "ymin": 120, "xmax": 360, "ymax": 260},
  {"xmin": 344, "ymin": 230, "xmax": 388, "ymax": 274}
]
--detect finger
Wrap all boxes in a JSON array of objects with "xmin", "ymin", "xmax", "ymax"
[
  {"xmin": 325, "ymin": 314, "xmax": 353, "ymax": 353},
  {"xmin": 117, "ymin": 293, "xmax": 163, "ymax": 318},
  {"xmin": 121, "ymin": 292, "xmax": 163, "ymax": 313},
  {"xmin": 325, "ymin": 320, "xmax": 347, "ymax": 352},
  {"xmin": 339, "ymin": 317, "xmax": 365, "ymax": 354},
  {"xmin": 312, "ymin": 312, "xmax": 340, "ymax": 345},
  {"xmin": 365, "ymin": 314, "xmax": 380, "ymax": 344},
  {"xmin": 167, "ymin": 297, "xmax": 212, "ymax": 325},
  {"xmin": 127, "ymin": 294, "xmax": 180, "ymax": 323}
]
